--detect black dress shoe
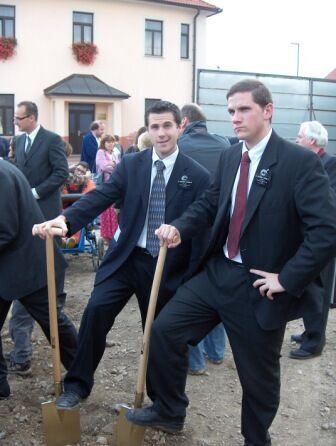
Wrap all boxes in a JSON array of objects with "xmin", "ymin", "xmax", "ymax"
[
  {"xmin": 244, "ymin": 432, "xmax": 271, "ymax": 445},
  {"xmin": 56, "ymin": 391, "xmax": 82, "ymax": 410},
  {"xmin": 289, "ymin": 347, "xmax": 322, "ymax": 360},
  {"xmin": 290, "ymin": 333, "xmax": 303, "ymax": 343},
  {"xmin": 0, "ymin": 380, "xmax": 10, "ymax": 399},
  {"xmin": 126, "ymin": 405, "xmax": 184, "ymax": 434}
]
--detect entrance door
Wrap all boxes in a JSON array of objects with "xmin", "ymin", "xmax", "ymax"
[{"xmin": 69, "ymin": 103, "xmax": 95, "ymax": 154}]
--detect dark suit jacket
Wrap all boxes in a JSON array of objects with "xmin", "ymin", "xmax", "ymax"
[
  {"xmin": 178, "ymin": 121, "xmax": 230, "ymax": 178},
  {"xmin": 64, "ymin": 149, "xmax": 210, "ymax": 293},
  {"xmin": 0, "ymin": 137, "xmax": 9, "ymax": 158},
  {"xmin": 15, "ymin": 126, "xmax": 68, "ymax": 220},
  {"xmin": 321, "ymin": 152, "xmax": 336, "ymax": 193},
  {"xmin": 80, "ymin": 132, "xmax": 98, "ymax": 173},
  {"xmin": 172, "ymin": 131, "xmax": 336, "ymax": 330},
  {"xmin": 0, "ymin": 161, "xmax": 66, "ymax": 301}
]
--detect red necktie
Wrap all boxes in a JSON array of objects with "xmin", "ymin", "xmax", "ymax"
[
  {"xmin": 227, "ymin": 151, "xmax": 250, "ymax": 259},
  {"xmin": 317, "ymin": 148, "xmax": 326, "ymax": 157}
]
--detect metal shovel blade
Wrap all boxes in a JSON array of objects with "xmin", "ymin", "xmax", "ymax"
[
  {"xmin": 42, "ymin": 400, "xmax": 80, "ymax": 446},
  {"xmin": 114, "ymin": 404, "xmax": 145, "ymax": 446}
]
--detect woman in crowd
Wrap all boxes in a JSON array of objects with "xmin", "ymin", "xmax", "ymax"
[{"xmin": 95, "ymin": 135, "xmax": 120, "ymax": 244}]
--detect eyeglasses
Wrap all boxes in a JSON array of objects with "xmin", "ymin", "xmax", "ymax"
[{"xmin": 14, "ymin": 115, "xmax": 30, "ymax": 121}]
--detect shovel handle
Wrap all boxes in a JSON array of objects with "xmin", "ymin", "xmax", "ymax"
[
  {"xmin": 134, "ymin": 244, "xmax": 167, "ymax": 406},
  {"xmin": 46, "ymin": 236, "xmax": 62, "ymax": 396}
]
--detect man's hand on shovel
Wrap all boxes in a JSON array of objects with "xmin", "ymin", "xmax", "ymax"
[
  {"xmin": 155, "ymin": 224, "xmax": 181, "ymax": 248},
  {"xmin": 32, "ymin": 215, "xmax": 68, "ymax": 239}
]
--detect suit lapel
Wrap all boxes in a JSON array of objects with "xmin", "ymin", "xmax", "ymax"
[
  {"xmin": 241, "ymin": 131, "xmax": 279, "ymax": 236},
  {"xmin": 139, "ymin": 149, "xmax": 153, "ymax": 212},
  {"xmin": 15, "ymin": 134, "xmax": 26, "ymax": 166},
  {"xmin": 25, "ymin": 127, "xmax": 44, "ymax": 163},
  {"xmin": 165, "ymin": 152, "xmax": 187, "ymax": 208}
]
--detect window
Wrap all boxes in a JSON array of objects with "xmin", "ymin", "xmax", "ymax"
[
  {"xmin": 180, "ymin": 24, "xmax": 189, "ymax": 59},
  {"xmin": 145, "ymin": 98, "xmax": 161, "ymax": 113},
  {"xmin": 73, "ymin": 12, "xmax": 93, "ymax": 43},
  {"xmin": 145, "ymin": 19, "xmax": 162, "ymax": 56},
  {"xmin": 0, "ymin": 94, "xmax": 14, "ymax": 136},
  {"xmin": 0, "ymin": 5, "xmax": 15, "ymax": 37}
]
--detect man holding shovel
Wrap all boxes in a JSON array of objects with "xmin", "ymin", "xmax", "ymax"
[
  {"xmin": 0, "ymin": 160, "xmax": 77, "ymax": 398},
  {"xmin": 126, "ymin": 80, "xmax": 336, "ymax": 445},
  {"xmin": 33, "ymin": 101, "xmax": 210, "ymax": 410}
]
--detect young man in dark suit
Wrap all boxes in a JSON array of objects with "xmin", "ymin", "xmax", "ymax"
[
  {"xmin": 126, "ymin": 81, "xmax": 336, "ymax": 445},
  {"xmin": 80, "ymin": 120, "xmax": 105, "ymax": 173},
  {"xmin": 289, "ymin": 121, "xmax": 336, "ymax": 359},
  {"xmin": 6, "ymin": 101, "xmax": 70, "ymax": 375},
  {"xmin": 34, "ymin": 101, "xmax": 210, "ymax": 410},
  {"xmin": 0, "ymin": 160, "xmax": 77, "ymax": 398}
]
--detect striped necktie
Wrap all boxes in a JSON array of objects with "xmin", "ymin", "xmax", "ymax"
[
  {"xmin": 25, "ymin": 135, "xmax": 32, "ymax": 154},
  {"xmin": 146, "ymin": 160, "xmax": 166, "ymax": 257}
]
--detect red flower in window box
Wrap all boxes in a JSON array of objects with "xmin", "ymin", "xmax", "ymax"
[
  {"xmin": 72, "ymin": 42, "xmax": 98, "ymax": 65},
  {"xmin": 0, "ymin": 37, "xmax": 17, "ymax": 61}
]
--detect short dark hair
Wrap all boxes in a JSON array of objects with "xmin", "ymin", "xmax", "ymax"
[
  {"xmin": 145, "ymin": 100, "xmax": 181, "ymax": 126},
  {"xmin": 77, "ymin": 161, "xmax": 89, "ymax": 171},
  {"xmin": 90, "ymin": 120, "xmax": 103, "ymax": 131},
  {"xmin": 17, "ymin": 101, "xmax": 38, "ymax": 120},
  {"xmin": 181, "ymin": 103, "xmax": 206, "ymax": 122},
  {"xmin": 226, "ymin": 79, "xmax": 273, "ymax": 108}
]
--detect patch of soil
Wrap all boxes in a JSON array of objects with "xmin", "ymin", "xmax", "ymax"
[{"xmin": 1, "ymin": 255, "xmax": 335, "ymax": 445}]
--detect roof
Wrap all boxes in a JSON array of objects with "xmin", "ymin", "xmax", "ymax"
[
  {"xmin": 142, "ymin": 0, "xmax": 222, "ymax": 16},
  {"xmin": 326, "ymin": 68, "xmax": 336, "ymax": 80},
  {"xmin": 44, "ymin": 74, "xmax": 130, "ymax": 99}
]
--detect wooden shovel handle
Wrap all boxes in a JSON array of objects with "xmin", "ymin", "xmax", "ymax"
[
  {"xmin": 134, "ymin": 244, "xmax": 167, "ymax": 407},
  {"xmin": 46, "ymin": 236, "xmax": 62, "ymax": 396}
]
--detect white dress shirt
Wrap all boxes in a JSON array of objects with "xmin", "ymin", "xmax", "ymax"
[
  {"xmin": 223, "ymin": 129, "xmax": 272, "ymax": 262},
  {"xmin": 136, "ymin": 146, "xmax": 179, "ymax": 248}
]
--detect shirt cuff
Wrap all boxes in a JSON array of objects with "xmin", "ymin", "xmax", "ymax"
[{"xmin": 31, "ymin": 188, "xmax": 40, "ymax": 199}]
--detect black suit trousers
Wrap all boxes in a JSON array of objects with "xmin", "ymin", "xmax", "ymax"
[
  {"xmin": 64, "ymin": 248, "xmax": 174, "ymax": 398},
  {"xmin": 301, "ymin": 259, "xmax": 335, "ymax": 352},
  {"xmin": 148, "ymin": 252, "xmax": 285, "ymax": 446},
  {"xmin": 0, "ymin": 287, "xmax": 78, "ymax": 383}
]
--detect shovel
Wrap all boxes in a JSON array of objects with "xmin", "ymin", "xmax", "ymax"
[
  {"xmin": 114, "ymin": 244, "xmax": 168, "ymax": 446},
  {"xmin": 41, "ymin": 234, "xmax": 80, "ymax": 446}
]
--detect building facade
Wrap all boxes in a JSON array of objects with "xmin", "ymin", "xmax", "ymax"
[{"xmin": 0, "ymin": 0, "xmax": 221, "ymax": 153}]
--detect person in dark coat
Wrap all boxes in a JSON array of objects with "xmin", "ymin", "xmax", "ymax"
[
  {"xmin": 0, "ymin": 160, "xmax": 77, "ymax": 398},
  {"xmin": 178, "ymin": 104, "xmax": 230, "ymax": 179},
  {"xmin": 126, "ymin": 80, "xmax": 336, "ymax": 445},
  {"xmin": 289, "ymin": 121, "xmax": 336, "ymax": 359},
  {"xmin": 80, "ymin": 121, "xmax": 105, "ymax": 173},
  {"xmin": 0, "ymin": 136, "xmax": 9, "ymax": 159},
  {"xmin": 7, "ymin": 101, "xmax": 69, "ymax": 374},
  {"xmin": 33, "ymin": 101, "xmax": 210, "ymax": 410}
]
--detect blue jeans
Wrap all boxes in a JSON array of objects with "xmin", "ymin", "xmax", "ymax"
[{"xmin": 188, "ymin": 323, "xmax": 226, "ymax": 371}]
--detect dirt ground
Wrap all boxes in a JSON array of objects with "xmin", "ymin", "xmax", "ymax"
[{"xmin": 1, "ymin": 253, "xmax": 336, "ymax": 446}]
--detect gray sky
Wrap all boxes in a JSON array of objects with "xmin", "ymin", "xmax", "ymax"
[{"xmin": 205, "ymin": 0, "xmax": 335, "ymax": 79}]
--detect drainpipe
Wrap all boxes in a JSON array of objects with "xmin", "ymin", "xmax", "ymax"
[{"xmin": 192, "ymin": 9, "xmax": 200, "ymax": 102}]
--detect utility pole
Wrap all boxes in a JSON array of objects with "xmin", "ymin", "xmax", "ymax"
[{"xmin": 291, "ymin": 42, "xmax": 300, "ymax": 77}]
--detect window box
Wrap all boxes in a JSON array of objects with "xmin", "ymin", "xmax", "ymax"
[
  {"xmin": 72, "ymin": 42, "xmax": 98, "ymax": 65},
  {"xmin": 0, "ymin": 37, "xmax": 17, "ymax": 61}
]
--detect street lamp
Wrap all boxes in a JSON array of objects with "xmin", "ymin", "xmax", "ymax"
[{"xmin": 291, "ymin": 42, "xmax": 300, "ymax": 77}]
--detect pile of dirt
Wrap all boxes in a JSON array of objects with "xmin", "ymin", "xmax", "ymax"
[{"xmin": 1, "ymin": 255, "xmax": 335, "ymax": 445}]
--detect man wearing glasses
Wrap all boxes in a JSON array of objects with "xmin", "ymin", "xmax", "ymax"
[{"xmin": 5, "ymin": 101, "xmax": 70, "ymax": 376}]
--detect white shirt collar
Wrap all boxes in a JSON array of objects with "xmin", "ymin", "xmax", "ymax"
[
  {"xmin": 242, "ymin": 129, "xmax": 272, "ymax": 161},
  {"xmin": 152, "ymin": 145, "xmax": 179, "ymax": 169},
  {"xmin": 26, "ymin": 124, "xmax": 40, "ymax": 143}
]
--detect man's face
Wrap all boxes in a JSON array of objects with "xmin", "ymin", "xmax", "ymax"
[
  {"xmin": 296, "ymin": 128, "xmax": 313, "ymax": 150},
  {"xmin": 14, "ymin": 105, "xmax": 37, "ymax": 133},
  {"xmin": 147, "ymin": 112, "xmax": 181, "ymax": 159},
  {"xmin": 227, "ymin": 92, "xmax": 273, "ymax": 148},
  {"xmin": 95, "ymin": 124, "xmax": 105, "ymax": 138}
]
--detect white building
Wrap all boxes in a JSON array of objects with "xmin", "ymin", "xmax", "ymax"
[{"xmin": 0, "ymin": 0, "xmax": 221, "ymax": 153}]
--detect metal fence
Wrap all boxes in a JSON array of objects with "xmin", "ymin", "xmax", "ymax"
[{"xmin": 197, "ymin": 69, "xmax": 336, "ymax": 154}]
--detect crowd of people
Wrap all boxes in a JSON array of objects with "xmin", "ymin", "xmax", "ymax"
[{"xmin": 1, "ymin": 80, "xmax": 336, "ymax": 446}]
